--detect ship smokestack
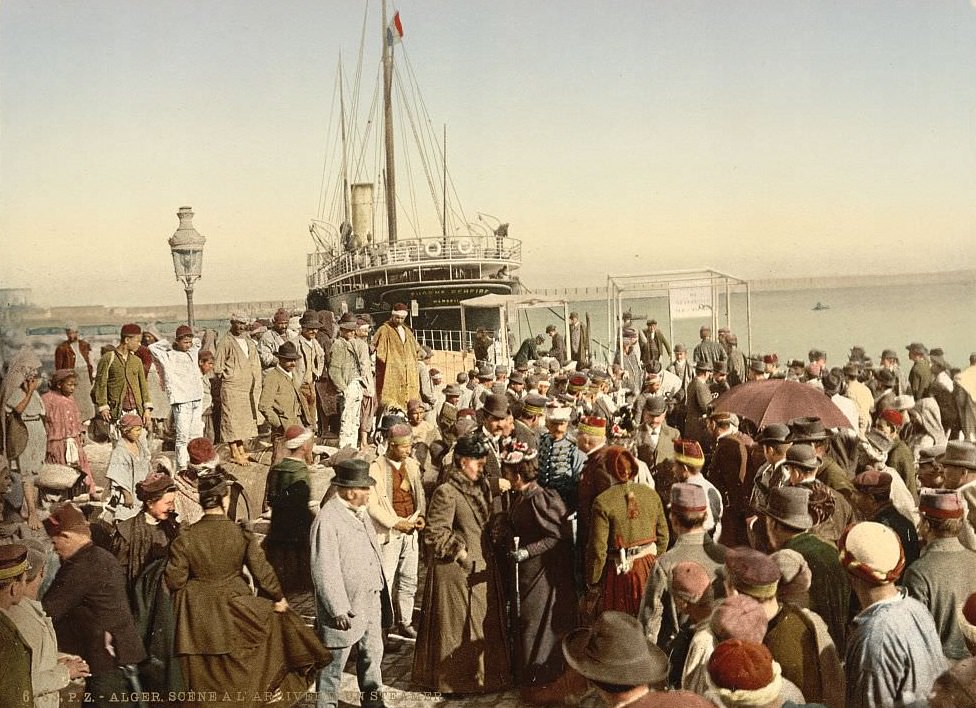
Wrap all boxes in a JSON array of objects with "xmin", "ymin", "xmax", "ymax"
[{"xmin": 350, "ymin": 183, "xmax": 374, "ymax": 248}]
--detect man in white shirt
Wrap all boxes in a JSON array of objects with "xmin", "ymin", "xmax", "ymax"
[{"xmin": 148, "ymin": 325, "xmax": 203, "ymax": 471}]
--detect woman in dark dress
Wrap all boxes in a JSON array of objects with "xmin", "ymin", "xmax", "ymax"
[
  {"xmin": 164, "ymin": 473, "xmax": 329, "ymax": 707},
  {"xmin": 498, "ymin": 444, "xmax": 584, "ymax": 704},
  {"xmin": 111, "ymin": 471, "xmax": 183, "ymax": 697},
  {"xmin": 413, "ymin": 433, "xmax": 512, "ymax": 694}
]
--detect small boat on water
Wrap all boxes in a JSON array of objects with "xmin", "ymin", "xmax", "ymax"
[{"xmin": 812, "ymin": 302, "xmax": 830, "ymax": 311}]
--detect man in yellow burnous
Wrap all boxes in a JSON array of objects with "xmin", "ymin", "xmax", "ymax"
[{"xmin": 372, "ymin": 303, "xmax": 421, "ymax": 412}]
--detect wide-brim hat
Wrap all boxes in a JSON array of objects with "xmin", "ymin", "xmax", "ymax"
[
  {"xmin": 277, "ymin": 340, "xmax": 301, "ymax": 361},
  {"xmin": 562, "ymin": 610, "xmax": 669, "ymax": 686},
  {"xmin": 332, "ymin": 459, "xmax": 376, "ymax": 488},
  {"xmin": 764, "ymin": 486, "xmax": 814, "ymax": 531},
  {"xmin": 695, "ymin": 361, "xmax": 713, "ymax": 372},
  {"xmin": 787, "ymin": 416, "xmax": 828, "ymax": 443},
  {"xmin": 443, "ymin": 384, "xmax": 462, "ymax": 398},
  {"xmin": 482, "ymin": 393, "xmax": 510, "ymax": 419},
  {"xmin": 299, "ymin": 310, "xmax": 321, "ymax": 329},
  {"xmin": 944, "ymin": 441, "xmax": 976, "ymax": 470}
]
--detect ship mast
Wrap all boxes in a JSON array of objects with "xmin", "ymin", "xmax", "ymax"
[
  {"xmin": 339, "ymin": 54, "xmax": 351, "ymax": 225},
  {"xmin": 382, "ymin": 0, "xmax": 397, "ymax": 244}
]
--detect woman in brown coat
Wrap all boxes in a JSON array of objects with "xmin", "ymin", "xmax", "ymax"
[
  {"xmin": 413, "ymin": 433, "xmax": 512, "ymax": 694},
  {"xmin": 164, "ymin": 473, "xmax": 329, "ymax": 706}
]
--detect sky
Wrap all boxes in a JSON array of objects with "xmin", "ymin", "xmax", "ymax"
[{"xmin": 2, "ymin": 0, "xmax": 976, "ymax": 308}]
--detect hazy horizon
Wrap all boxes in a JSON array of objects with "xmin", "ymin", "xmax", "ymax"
[{"xmin": 3, "ymin": 1, "xmax": 976, "ymax": 308}]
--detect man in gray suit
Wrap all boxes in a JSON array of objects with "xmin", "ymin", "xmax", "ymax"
[{"xmin": 311, "ymin": 459, "xmax": 390, "ymax": 708}]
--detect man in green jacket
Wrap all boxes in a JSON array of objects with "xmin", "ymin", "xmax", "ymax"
[{"xmin": 93, "ymin": 323, "xmax": 152, "ymax": 426}]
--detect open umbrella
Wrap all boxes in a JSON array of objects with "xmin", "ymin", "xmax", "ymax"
[{"xmin": 711, "ymin": 379, "xmax": 853, "ymax": 430}]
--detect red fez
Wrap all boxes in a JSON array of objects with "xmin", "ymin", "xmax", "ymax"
[
  {"xmin": 707, "ymin": 640, "xmax": 775, "ymax": 691},
  {"xmin": 120, "ymin": 323, "xmax": 142, "ymax": 337},
  {"xmin": 879, "ymin": 408, "xmax": 905, "ymax": 428},
  {"xmin": 187, "ymin": 437, "xmax": 219, "ymax": 467},
  {"xmin": 175, "ymin": 325, "xmax": 193, "ymax": 339}
]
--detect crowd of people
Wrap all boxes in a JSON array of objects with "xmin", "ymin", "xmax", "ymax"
[{"xmin": 3, "ymin": 303, "xmax": 976, "ymax": 708}]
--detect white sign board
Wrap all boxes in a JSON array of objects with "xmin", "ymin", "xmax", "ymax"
[{"xmin": 669, "ymin": 283, "xmax": 713, "ymax": 320}]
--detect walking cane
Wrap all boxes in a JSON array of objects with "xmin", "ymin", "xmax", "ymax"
[{"xmin": 511, "ymin": 535, "xmax": 521, "ymax": 683}]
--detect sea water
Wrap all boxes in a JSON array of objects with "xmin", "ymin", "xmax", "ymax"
[{"xmin": 516, "ymin": 280, "xmax": 976, "ymax": 369}]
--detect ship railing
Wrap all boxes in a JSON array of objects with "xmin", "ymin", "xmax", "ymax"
[
  {"xmin": 306, "ymin": 236, "xmax": 522, "ymax": 289},
  {"xmin": 415, "ymin": 329, "xmax": 475, "ymax": 353}
]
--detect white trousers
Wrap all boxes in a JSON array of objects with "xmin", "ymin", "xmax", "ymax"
[
  {"xmin": 172, "ymin": 399, "xmax": 204, "ymax": 470},
  {"xmin": 339, "ymin": 380, "xmax": 364, "ymax": 449},
  {"xmin": 379, "ymin": 532, "xmax": 419, "ymax": 628}
]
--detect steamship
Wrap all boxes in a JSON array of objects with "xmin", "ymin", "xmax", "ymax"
[{"xmin": 305, "ymin": 3, "xmax": 522, "ymax": 343}]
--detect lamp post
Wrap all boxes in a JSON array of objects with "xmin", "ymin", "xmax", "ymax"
[{"xmin": 168, "ymin": 206, "xmax": 206, "ymax": 329}]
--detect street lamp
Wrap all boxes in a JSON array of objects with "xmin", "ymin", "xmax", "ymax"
[{"xmin": 168, "ymin": 206, "xmax": 206, "ymax": 329}]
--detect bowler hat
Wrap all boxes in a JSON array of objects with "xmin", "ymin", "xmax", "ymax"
[
  {"xmin": 757, "ymin": 424, "xmax": 791, "ymax": 445},
  {"xmin": 765, "ymin": 486, "xmax": 814, "ymax": 531},
  {"xmin": 713, "ymin": 360, "xmax": 727, "ymax": 375},
  {"xmin": 643, "ymin": 396, "xmax": 668, "ymax": 418},
  {"xmin": 562, "ymin": 610, "xmax": 669, "ymax": 687},
  {"xmin": 784, "ymin": 444, "xmax": 819, "ymax": 471},
  {"xmin": 332, "ymin": 459, "xmax": 376, "ymax": 488},
  {"xmin": 748, "ymin": 358, "xmax": 766, "ymax": 374},
  {"xmin": 788, "ymin": 416, "xmax": 829, "ymax": 443},
  {"xmin": 944, "ymin": 441, "xmax": 976, "ymax": 470},
  {"xmin": 906, "ymin": 342, "xmax": 928, "ymax": 356},
  {"xmin": 482, "ymin": 393, "xmax": 510, "ymax": 420},
  {"xmin": 695, "ymin": 361, "xmax": 713, "ymax": 372},
  {"xmin": 477, "ymin": 365, "xmax": 494, "ymax": 381},
  {"xmin": 276, "ymin": 341, "xmax": 301, "ymax": 361}
]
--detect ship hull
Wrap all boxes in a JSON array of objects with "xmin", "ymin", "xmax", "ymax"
[{"xmin": 307, "ymin": 278, "xmax": 519, "ymax": 332}]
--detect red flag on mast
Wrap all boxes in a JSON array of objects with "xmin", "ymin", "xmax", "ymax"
[{"xmin": 387, "ymin": 11, "xmax": 404, "ymax": 45}]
